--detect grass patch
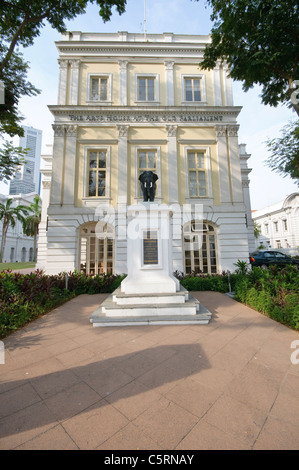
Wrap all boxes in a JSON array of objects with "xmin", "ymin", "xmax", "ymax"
[{"xmin": 0, "ymin": 262, "xmax": 36, "ymax": 271}]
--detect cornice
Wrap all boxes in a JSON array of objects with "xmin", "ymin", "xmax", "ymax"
[
  {"xmin": 48, "ymin": 105, "xmax": 241, "ymax": 125},
  {"xmin": 55, "ymin": 42, "xmax": 206, "ymax": 58}
]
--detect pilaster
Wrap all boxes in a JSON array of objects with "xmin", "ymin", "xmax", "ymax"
[
  {"xmin": 227, "ymin": 125, "xmax": 243, "ymax": 203},
  {"xmin": 117, "ymin": 125, "xmax": 129, "ymax": 203},
  {"xmin": 69, "ymin": 59, "xmax": 80, "ymax": 105},
  {"xmin": 63, "ymin": 125, "xmax": 78, "ymax": 205},
  {"xmin": 50, "ymin": 124, "xmax": 65, "ymax": 205},
  {"xmin": 166, "ymin": 125, "xmax": 179, "ymax": 203},
  {"xmin": 165, "ymin": 61, "xmax": 175, "ymax": 106},
  {"xmin": 119, "ymin": 60, "xmax": 128, "ymax": 105},
  {"xmin": 215, "ymin": 125, "xmax": 231, "ymax": 204},
  {"xmin": 57, "ymin": 59, "xmax": 68, "ymax": 105}
]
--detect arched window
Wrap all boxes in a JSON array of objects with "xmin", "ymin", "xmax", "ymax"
[
  {"xmin": 79, "ymin": 222, "xmax": 114, "ymax": 275},
  {"xmin": 21, "ymin": 247, "xmax": 26, "ymax": 262},
  {"xmin": 183, "ymin": 221, "xmax": 217, "ymax": 274}
]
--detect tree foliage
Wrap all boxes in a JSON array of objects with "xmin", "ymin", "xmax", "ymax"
[
  {"xmin": 199, "ymin": 0, "xmax": 299, "ymax": 115},
  {"xmin": 0, "ymin": 0, "xmax": 127, "ymax": 135},
  {"xmin": 0, "ymin": 140, "xmax": 28, "ymax": 182},
  {"xmin": 0, "ymin": 198, "xmax": 29, "ymax": 262},
  {"xmin": 265, "ymin": 120, "xmax": 299, "ymax": 184}
]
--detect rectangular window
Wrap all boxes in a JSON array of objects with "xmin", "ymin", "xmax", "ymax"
[
  {"xmin": 283, "ymin": 219, "xmax": 287, "ymax": 231},
  {"xmin": 88, "ymin": 150, "xmax": 107, "ymax": 197},
  {"xmin": 137, "ymin": 76, "xmax": 155, "ymax": 101},
  {"xmin": 89, "ymin": 75, "xmax": 110, "ymax": 101},
  {"xmin": 188, "ymin": 151, "xmax": 207, "ymax": 197},
  {"xmin": 184, "ymin": 77, "xmax": 201, "ymax": 102},
  {"xmin": 273, "ymin": 221, "xmax": 278, "ymax": 232}
]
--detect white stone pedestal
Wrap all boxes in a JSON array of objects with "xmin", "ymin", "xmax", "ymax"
[
  {"xmin": 121, "ymin": 203, "xmax": 179, "ymax": 295},
  {"xmin": 90, "ymin": 203, "xmax": 211, "ymax": 326}
]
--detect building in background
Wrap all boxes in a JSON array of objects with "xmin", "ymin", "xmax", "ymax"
[
  {"xmin": 0, "ymin": 193, "xmax": 36, "ymax": 263},
  {"xmin": 9, "ymin": 126, "xmax": 42, "ymax": 195},
  {"xmin": 252, "ymin": 193, "xmax": 299, "ymax": 256},
  {"xmin": 37, "ymin": 31, "xmax": 254, "ymax": 275}
]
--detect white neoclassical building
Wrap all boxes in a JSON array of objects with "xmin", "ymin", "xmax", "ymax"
[
  {"xmin": 252, "ymin": 193, "xmax": 299, "ymax": 256},
  {"xmin": 0, "ymin": 193, "xmax": 36, "ymax": 263},
  {"xmin": 37, "ymin": 31, "xmax": 254, "ymax": 275}
]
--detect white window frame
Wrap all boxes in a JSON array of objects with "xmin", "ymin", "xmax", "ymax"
[
  {"xmin": 181, "ymin": 74, "xmax": 207, "ymax": 105},
  {"xmin": 184, "ymin": 146, "xmax": 212, "ymax": 200},
  {"xmin": 135, "ymin": 74, "xmax": 160, "ymax": 104},
  {"xmin": 134, "ymin": 146, "xmax": 161, "ymax": 200},
  {"xmin": 82, "ymin": 146, "xmax": 111, "ymax": 204},
  {"xmin": 86, "ymin": 73, "xmax": 112, "ymax": 104}
]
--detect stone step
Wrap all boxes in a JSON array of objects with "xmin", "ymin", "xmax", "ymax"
[
  {"xmin": 90, "ymin": 293, "xmax": 212, "ymax": 327},
  {"xmin": 90, "ymin": 314, "xmax": 211, "ymax": 327},
  {"xmin": 112, "ymin": 286, "xmax": 189, "ymax": 305}
]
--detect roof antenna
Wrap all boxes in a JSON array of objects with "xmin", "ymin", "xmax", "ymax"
[{"xmin": 144, "ymin": 0, "xmax": 147, "ymax": 40}]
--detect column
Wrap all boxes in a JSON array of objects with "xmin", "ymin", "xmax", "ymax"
[
  {"xmin": 63, "ymin": 125, "xmax": 78, "ymax": 205},
  {"xmin": 166, "ymin": 125, "xmax": 178, "ymax": 204},
  {"xmin": 117, "ymin": 125, "xmax": 129, "ymax": 202},
  {"xmin": 119, "ymin": 60, "xmax": 128, "ymax": 105},
  {"xmin": 36, "ymin": 180, "xmax": 51, "ymax": 270},
  {"xmin": 50, "ymin": 124, "xmax": 65, "ymax": 205},
  {"xmin": 215, "ymin": 125, "xmax": 231, "ymax": 204},
  {"xmin": 227, "ymin": 125, "xmax": 243, "ymax": 203},
  {"xmin": 165, "ymin": 61, "xmax": 175, "ymax": 106},
  {"xmin": 57, "ymin": 59, "xmax": 68, "ymax": 105},
  {"xmin": 213, "ymin": 61, "xmax": 222, "ymax": 106},
  {"xmin": 69, "ymin": 59, "xmax": 80, "ymax": 105}
]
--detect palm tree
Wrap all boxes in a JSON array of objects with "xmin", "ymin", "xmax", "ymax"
[
  {"xmin": 22, "ymin": 194, "xmax": 41, "ymax": 262},
  {"xmin": 0, "ymin": 198, "xmax": 29, "ymax": 262}
]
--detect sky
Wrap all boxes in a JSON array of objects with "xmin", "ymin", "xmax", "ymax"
[{"xmin": 1, "ymin": 0, "xmax": 298, "ymax": 210}]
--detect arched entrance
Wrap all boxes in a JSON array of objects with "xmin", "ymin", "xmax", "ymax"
[
  {"xmin": 79, "ymin": 222, "xmax": 114, "ymax": 275},
  {"xmin": 183, "ymin": 221, "xmax": 218, "ymax": 274}
]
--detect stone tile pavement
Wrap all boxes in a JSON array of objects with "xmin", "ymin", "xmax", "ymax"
[{"xmin": 0, "ymin": 291, "xmax": 299, "ymax": 450}]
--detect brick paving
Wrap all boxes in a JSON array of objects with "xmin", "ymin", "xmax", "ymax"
[{"xmin": 1, "ymin": 291, "xmax": 299, "ymax": 450}]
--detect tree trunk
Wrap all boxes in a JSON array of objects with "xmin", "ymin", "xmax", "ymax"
[{"xmin": 0, "ymin": 221, "xmax": 8, "ymax": 263}]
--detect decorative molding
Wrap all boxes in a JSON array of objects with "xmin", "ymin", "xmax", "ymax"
[
  {"xmin": 118, "ymin": 60, "xmax": 128, "ymax": 70},
  {"xmin": 52, "ymin": 124, "xmax": 78, "ymax": 137},
  {"xmin": 58, "ymin": 110, "xmax": 232, "ymax": 124},
  {"xmin": 42, "ymin": 181, "xmax": 52, "ymax": 189},
  {"xmin": 69, "ymin": 59, "xmax": 80, "ymax": 69},
  {"xmin": 166, "ymin": 125, "xmax": 177, "ymax": 137},
  {"xmin": 178, "ymin": 139, "xmax": 216, "ymax": 145},
  {"xmin": 227, "ymin": 125, "xmax": 239, "ymax": 137},
  {"xmin": 117, "ymin": 124, "xmax": 130, "ymax": 137},
  {"xmin": 215, "ymin": 125, "xmax": 227, "ymax": 137},
  {"xmin": 58, "ymin": 59, "xmax": 68, "ymax": 69},
  {"xmin": 52, "ymin": 124, "xmax": 65, "ymax": 137},
  {"xmin": 164, "ymin": 60, "xmax": 175, "ymax": 70},
  {"xmin": 65, "ymin": 124, "xmax": 78, "ymax": 137}
]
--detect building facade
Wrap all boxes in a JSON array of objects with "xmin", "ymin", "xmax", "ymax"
[
  {"xmin": 9, "ymin": 126, "xmax": 42, "ymax": 196},
  {"xmin": 37, "ymin": 31, "xmax": 254, "ymax": 275},
  {"xmin": 0, "ymin": 193, "xmax": 36, "ymax": 263},
  {"xmin": 252, "ymin": 193, "xmax": 299, "ymax": 256}
]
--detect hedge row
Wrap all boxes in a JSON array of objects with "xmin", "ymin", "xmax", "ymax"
[
  {"xmin": 233, "ymin": 265, "xmax": 299, "ymax": 330},
  {"xmin": 0, "ymin": 270, "xmax": 124, "ymax": 338},
  {"xmin": 1, "ymin": 265, "xmax": 298, "ymax": 338}
]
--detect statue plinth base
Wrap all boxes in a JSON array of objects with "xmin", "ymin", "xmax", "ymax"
[
  {"xmin": 90, "ymin": 203, "xmax": 212, "ymax": 326},
  {"xmin": 121, "ymin": 203, "xmax": 179, "ymax": 295}
]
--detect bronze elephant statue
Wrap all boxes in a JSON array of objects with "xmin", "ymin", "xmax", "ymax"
[{"xmin": 139, "ymin": 171, "xmax": 158, "ymax": 202}]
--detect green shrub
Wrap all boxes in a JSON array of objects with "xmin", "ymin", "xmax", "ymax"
[
  {"xmin": 0, "ymin": 270, "xmax": 125, "ymax": 338},
  {"xmin": 234, "ymin": 265, "xmax": 299, "ymax": 330}
]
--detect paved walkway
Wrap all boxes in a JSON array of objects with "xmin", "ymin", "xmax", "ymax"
[{"xmin": 0, "ymin": 291, "xmax": 299, "ymax": 450}]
